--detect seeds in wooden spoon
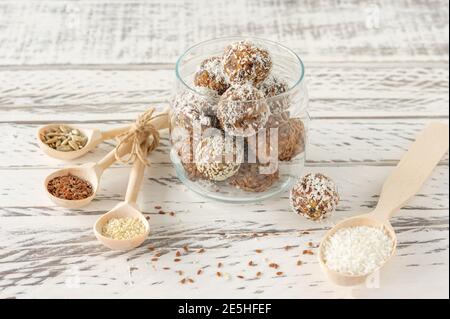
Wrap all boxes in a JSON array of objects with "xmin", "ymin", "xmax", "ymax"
[
  {"xmin": 41, "ymin": 125, "xmax": 87, "ymax": 152},
  {"xmin": 101, "ymin": 217, "xmax": 145, "ymax": 240},
  {"xmin": 47, "ymin": 174, "xmax": 93, "ymax": 200}
]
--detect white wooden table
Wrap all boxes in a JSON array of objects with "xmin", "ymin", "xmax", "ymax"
[{"xmin": 0, "ymin": 0, "xmax": 448, "ymax": 299}]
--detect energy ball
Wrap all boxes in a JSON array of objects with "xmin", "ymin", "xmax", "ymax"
[
  {"xmin": 222, "ymin": 40, "xmax": 272, "ymax": 85},
  {"xmin": 257, "ymin": 74, "xmax": 290, "ymax": 114},
  {"xmin": 229, "ymin": 163, "xmax": 279, "ymax": 193},
  {"xmin": 217, "ymin": 84, "xmax": 269, "ymax": 137},
  {"xmin": 171, "ymin": 90, "xmax": 219, "ymax": 130},
  {"xmin": 194, "ymin": 57, "xmax": 229, "ymax": 95},
  {"xmin": 176, "ymin": 135, "xmax": 202, "ymax": 181},
  {"xmin": 196, "ymin": 135, "xmax": 243, "ymax": 181},
  {"xmin": 248, "ymin": 114, "xmax": 305, "ymax": 163},
  {"xmin": 290, "ymin": 173, "xmax": 339, "ymax": 221}
]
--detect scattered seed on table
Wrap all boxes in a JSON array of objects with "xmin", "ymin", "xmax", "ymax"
[
  {"xmin": 269, "ymin": 263, "xmax": 279, "ymax": 269},
  {"xmin": 255, "ymin": 249, "xmax": 263, "ymax": 253},
  {"xmin": 276, "ymin": 272, "xmax": 284, "ymax": 276},
  {"xmin": 198, "ymin": 248, "xmax": 205, "ymax": 254}
]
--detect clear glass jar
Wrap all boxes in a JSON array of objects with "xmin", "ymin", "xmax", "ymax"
[{"xmin": 170, "ymin": 37, "xmax": 309, "ymax": 203}]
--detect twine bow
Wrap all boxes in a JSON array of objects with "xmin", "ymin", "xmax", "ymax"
[{"xmin": 114, "ymin": 108, "xmax": 164, "ymax": 165}]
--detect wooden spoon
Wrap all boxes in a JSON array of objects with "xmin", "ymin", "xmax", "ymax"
[
  {"xmin": 93, "ymin": 143, "xmax": 150, "ymax": 250},
  {"xmin": 37, "ymin": 124, "xmax": 130, "ymax": 161},
  {"xmin": 318, "ymin": 123, "xmax": 449, "ymax": 286},
  {"xmin": 44, "ymin": 109, "xmax": 169, "ymax": 209}
]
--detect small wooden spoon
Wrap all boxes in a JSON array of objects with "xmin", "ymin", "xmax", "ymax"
[
  {"xmin": 37, "ymin": 124, "xmax": 130, "ymax": 161},
  {"xmin": 93, "ymin": 143, "xmax": 150, "ymax": 250},
  {"xmin": 44, "ymin": 109, "xmax": 170, "ymax": 209},
  {"xmin": 318, "ymin": 123, "xmax": 449, "ymax": 286},
  {"xmin": 44, "ymin": 141, "xmax": 133, "ymax": 209}
]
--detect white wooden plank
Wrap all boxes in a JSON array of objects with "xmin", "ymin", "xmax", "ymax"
[
  {"xmin": 0, "ymin": 164, "xmax": 447, "ymax": 210},
  {"xmin": 0, "ymin": 65, "xmax": 448, "ymax": 121},
  {"xmin": 0, "ymin": 0, "xmax": 448, "ymax": 65},
  {"xmin": 0, "ymin": 120, "xmax": 448, "ymax": 169},
  {"xmin": 0, "ymin": 211, "xmax": 447, "ymax": 298}
]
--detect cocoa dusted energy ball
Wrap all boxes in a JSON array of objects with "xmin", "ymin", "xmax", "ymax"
[
  {"xmin": 222, "ymin": 40, "xmax": 272, "ymax": 85},
  {"xmin": 217, "ymin": 84, "xmax": 269, "ymax": 137},
  {"xmin": 290, "ymin": 173, "xmax": 339, "ymax": 221},
  {"xmin": 195, "ymin": 135, "xmax": 243, "ymax": 181},
  {"xmin": 229, "ymin": 163, "xmax": 279, "ymax": 193},
  {"xmin": 194, "ymin": 57, "xmax": 229, "ymax": 95}
]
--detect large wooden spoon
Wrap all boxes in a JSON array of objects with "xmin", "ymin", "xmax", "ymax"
[{"xmin": 318, "ymin": 123, "xmax": 449, "ymax": 286}]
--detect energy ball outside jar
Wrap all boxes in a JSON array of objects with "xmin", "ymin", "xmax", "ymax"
[
  {"xmin": 222, "ymin": 40, "xmax": 272, "ymax": 85},
  {"xmin": 217, "ymin": 84, "xmax": 269, "ymax": 137},
  {"xmin": 257, "ymin": 74, "xmax": 290, "ymax": 114},
  {"xmin": 196, "ymin": 135, "xmax": 243, "ymax": 181},
  {"xmin": 290, "ymin": 173, "xmax": 339, "ymax": 221},
  {"xmin": 194, "ymin": 57, "xmax": 230, "ymax": 95},
  {"xmin": 229, "ymin": 163, "xmax": 279, "ymax": 193}
]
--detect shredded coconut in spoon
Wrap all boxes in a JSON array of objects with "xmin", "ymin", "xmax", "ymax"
[{"xmin": 322, "ymin": 226, "xmax": 394, "ymax": 276}]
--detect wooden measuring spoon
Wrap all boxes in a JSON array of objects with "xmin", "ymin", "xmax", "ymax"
[
  {"xmin": 318, "ymin": 123, "xmax": 449, "ymax": 286},
  {"xmin": 44, "ymin": 109, "xmax": 170, "ymax": 209},
  {"xmin": 37, "ymin": 124, "xmax": 130, "ymax": 161},
  {"xmin": 93, "ymin": 143, "xmax": 150, "ymax": 250},
  {"xmin": 44, "ymin": 141, "xmax": 133, "ymax": 209}
]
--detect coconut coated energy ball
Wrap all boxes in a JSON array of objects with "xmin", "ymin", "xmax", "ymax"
[
  {"xmin": 290, "ymin": 173, "xmax": 339, "ymax": 221},
  {"xmin": 257, "ymin": 74, "xmax": 290, "ymax": 114},
  {"xmin": 222, "ymin": 40, "xmax": 272, "ymax": 85},
  {"xmin": 217, "ymin": 84, "xmax": 269, "ymax": 137},
  {"xmin": 171, "ymin": 90, "xmax": 218, "ymax": 130},
  {"xmin": 194, "ymin": 56, "xmax": 229, "ymax": 95}
]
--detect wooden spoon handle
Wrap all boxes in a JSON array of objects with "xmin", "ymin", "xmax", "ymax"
[
  {"xmin": 95, "ymin": 141, "xmax": 133, "ymax": 174},
  {"xmin": 100, "ymin": 126, "xmax": 131, "ymax": 141},
  {"xmin": 124, "ymin": 143, "xmax": 149, "ymax": 204},
  {"xmin": 374, "ymin": 123, "xmax": 449, "ymax": 220}
]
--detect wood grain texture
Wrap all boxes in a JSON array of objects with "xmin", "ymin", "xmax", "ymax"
[
  {"xmin": 0, "ymin": 0, "xmax": 448, "ymax": 65},
  {"xmin": 0, "ymin": 121, "xmax": 448, "ymax": 169},
  {"xmin": 0, "ymin": 0, "xmax": 448, "ymax": 299},
  {"xmin": 0, "ymin": 64, "xmax": 448, "ymax": 121},
  {"xmin": 0, "ymin": 165, "xmax": 448, "ymax": 298}
]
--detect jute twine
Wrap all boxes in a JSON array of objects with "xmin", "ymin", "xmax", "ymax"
[{"xmin": 114, "ymin": 108, "xmax": 164, "ymax": 165}]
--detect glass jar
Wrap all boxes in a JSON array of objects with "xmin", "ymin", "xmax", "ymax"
[{"xmin": 170, "ymin": 37, "xmax": 309, "ymax": 203}]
